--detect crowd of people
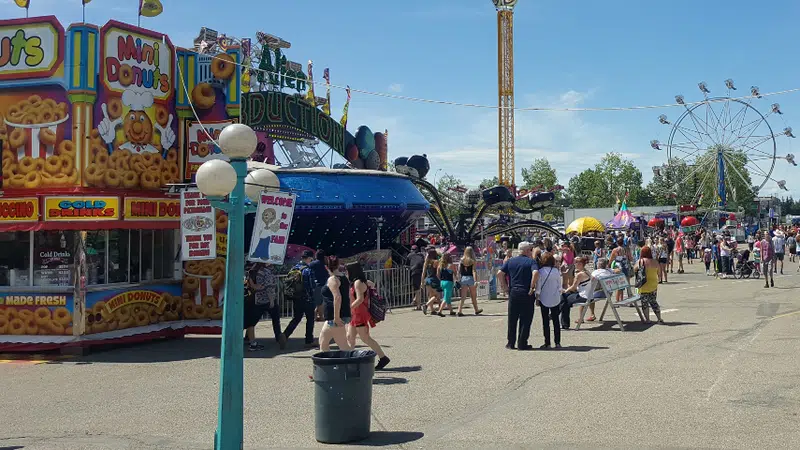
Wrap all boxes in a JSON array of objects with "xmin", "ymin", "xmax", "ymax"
[
  {"xmin": 239, "ymin": 222, "xmax": 799, "ymax": 358},
  {"xmin": 243, "ymin": 250, "xmax": 391, "ymax": 371}
]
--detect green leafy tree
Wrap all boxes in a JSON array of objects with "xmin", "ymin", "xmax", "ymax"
[
  {"xmin": 566, "ymin": 168, "xmax": 607, "ymax": 208},
  {"xmin": 479, "ymin": 176, "xmax": 499, "ymax": 189},
  {"xmin": 519, "ymin": 158, "xmax": 563, "ymax": 219},
  {"xmin": 595, "ymin": 153, "xmax": 646, "ymax": 206},
  {"xmin": 566, "ymin": 153, "xmax": 647, "ymax": 208},
  {"xmin": 695, "ymin": 146, "xmax": 754, "ymax": 210},
  {"xmin": 435, "ymin": 174, "xmax": 468, "ymax": 221},
  {"xmin": 646, "ymin": 157, "xmax": 698, "ymax": 206},
  {"xmin": 520, "ymin": 158, "xmax": 558, "ymax": 190}
]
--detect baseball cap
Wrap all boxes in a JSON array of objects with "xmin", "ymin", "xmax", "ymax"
[{"xmin": 301, "ymin": 250, "xmax": 314, "ymax": 258}]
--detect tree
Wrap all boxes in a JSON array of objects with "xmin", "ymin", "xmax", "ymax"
[
  {"xmin": 595, "ymin": 153, "xmax": 646, "ymax": 206},
  {"xmin": 566, "ymin": 168, "xmax": 607, "ymax": 208},
  {"xmin": 780, "ymin": 196, "xmax": 798, "ymax": 216},
  {"xmin": 435, "ymin": 174, "xmax": 468, "ymax": 221},
  {"xmin": 646, "ymin": 157, "xmax": 698, "ymax": 206},
  {"xmin": 695, "ymin": 146, "xmax": 755, "ymax": 211},
  {"xmin": 479, "ymin": 176, "xmax": 499, "ymax": 189},
  {"xmin": 520, "ymin": 158, "xmax": 557, "ymax": 190},
  {"xmin": 519, "ymin": 158, "xmax": 564, "ymax": 219},
  {"xmin": 565, "ymin": 152, "xmax": 646, "ymax": 208}
]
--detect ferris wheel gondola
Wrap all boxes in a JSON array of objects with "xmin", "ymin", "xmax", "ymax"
[{"xmin": 650, "ymin": 79, "xmax": 795, "ymax": 209}]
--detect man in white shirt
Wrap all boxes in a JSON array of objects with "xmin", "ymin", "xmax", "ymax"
[
  {"xmin": 587, "ymin": 258, "xmax": 614, "ymax": 318},
  {"xmin": 772, "ymin": 230, "xmax": 786, "ymax": 275},
  {"xmin": 591, "ymin": 258, "xmax": 614, "ymax": 280}
]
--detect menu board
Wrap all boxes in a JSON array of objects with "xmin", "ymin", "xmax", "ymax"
[{"xmin": 35, "ymin": 248, "xmax": 73, "ymax": 286}]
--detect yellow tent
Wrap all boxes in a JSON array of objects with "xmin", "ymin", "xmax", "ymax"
[{"xmin": 566, "ymin": 216, "xmax": 605, "ymax": 235}]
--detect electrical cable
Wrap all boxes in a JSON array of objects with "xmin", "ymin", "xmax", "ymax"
[
  {"xmin": 202, "ymin": 52, "xmax": 800, "ymax": 113},
  {"xmin": 175, "ymin": 46, "xmax": 222, "ymax": 148}
]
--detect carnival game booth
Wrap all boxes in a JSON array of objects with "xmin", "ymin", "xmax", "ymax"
[{"xmin": 0, "ymin": 16, "xmax": 240, "ymax": 351}]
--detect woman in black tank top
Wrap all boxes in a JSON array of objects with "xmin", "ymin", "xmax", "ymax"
[
  {"xmin": 457, "ymin": 246, "xmax": 484, "ymax": 316},
  {"xmin": 322, "ymin": 275, "xmax": 351, "ymax": 320},
  {"xmin": 318, "ymin": 256, "xmax": 353, "ymax": 351}
]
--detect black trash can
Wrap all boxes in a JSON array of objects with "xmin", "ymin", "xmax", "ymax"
[{"xmin": 312, "ymin": 349, "xmax": 376, "ymax": 444}]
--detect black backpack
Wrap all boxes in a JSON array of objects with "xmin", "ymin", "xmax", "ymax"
[
  {"xmin": 367, "ymin": 284, "xmax": 388, "ymax": 323},
  {"xmin": 284, "ymin": 266, "xmax": 307, "ymax": 302},
  {"xmin": 635, "ymin": 260, "xmax": 647, "ymax": 288}
]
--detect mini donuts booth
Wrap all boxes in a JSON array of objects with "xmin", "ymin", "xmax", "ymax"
[{"xmin": 0, "ymin": 16, "xmax": 243, "ymax": 352}]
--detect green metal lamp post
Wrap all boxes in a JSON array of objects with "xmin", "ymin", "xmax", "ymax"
[{"xmin": 195, "ymin": 123, "xmax": 258, "ymax": 450}]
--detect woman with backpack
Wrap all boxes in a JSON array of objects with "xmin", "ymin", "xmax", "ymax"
[{"xmin": 346, "ymin": 261, "xmax": 391, "ymax": 370}]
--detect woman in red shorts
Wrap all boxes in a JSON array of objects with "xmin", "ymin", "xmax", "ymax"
[{"xmin": 345, "ymin": 261, "xmax": 391, "ymax": 370}]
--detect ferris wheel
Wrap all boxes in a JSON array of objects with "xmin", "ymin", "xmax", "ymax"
[{"xmin": 650, "ymin": 79, "xmax": 796, "ymax": 208}]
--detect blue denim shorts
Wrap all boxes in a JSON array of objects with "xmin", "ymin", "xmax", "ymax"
[
  {"xmin": 460, "ymin": 275, "xmax": 475, "ymax": 287},
  {"xmin": 326, "ymin": 317, "xmax": 351, "ymax": 327}
]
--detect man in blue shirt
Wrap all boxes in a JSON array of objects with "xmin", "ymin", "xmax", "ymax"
[
  {"xmin": 282, "ymin": 250, "xmax": 317, "ymax": 346},
  {"xmin": 498, "ymin": 241, "xmax": 538, "ymax": 350}
]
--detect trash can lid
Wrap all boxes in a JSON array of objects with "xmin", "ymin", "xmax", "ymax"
[{"xmin": 312, "ymin": 350, "xmax": 377, "ymax": 366}]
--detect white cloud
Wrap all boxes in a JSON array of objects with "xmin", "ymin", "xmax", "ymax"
[
  {"xmin": 388, "ymin": 83, "xmax": 404, "ymax": 93},
  {"xmin": 418, "ymin": 89, "xmax": 655, "ymax": 185}
]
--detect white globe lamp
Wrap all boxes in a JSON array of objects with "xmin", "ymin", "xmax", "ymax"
[
  {"xmin": 219, "ymin": 123, "xmax": 258, "ymax": 159},
  {"xmin": 196, "ymin": 159, "xmax": 237, "ymax": 197},
  {"xmin": 244, "ymin": 169, "xmax": 280, "ymax": 201}
]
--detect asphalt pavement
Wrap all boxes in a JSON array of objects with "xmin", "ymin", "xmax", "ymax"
[{"xmin": 1, "ymin": 259, "xmax": 799, "ymax": 449}]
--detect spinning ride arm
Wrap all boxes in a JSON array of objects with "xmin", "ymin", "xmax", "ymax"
[
  {"xmin": 467, "ymin": 190, "xmax": 553, "ymax": 237},
  {"xmin": 411, "ymin": 178, "xmax": 456, "ymax": 240},
  {"xmin": 466, "ymin": 202, "xmax": 491, "ymax": 237},
  {"xmin": 510, "ymin": 203, "xmax": 548, "ymax": 215},
  {"xmin": 475, "ymin": 220, "xmax": 565, "ymax": 242},
  {"xmin": 425, "ymin": 205, "xmax": 450, "ymax": 237}
]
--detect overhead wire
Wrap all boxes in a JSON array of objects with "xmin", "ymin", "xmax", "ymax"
[
  {"xmin": 204, "ymin": 52, "xmax": 800, "ymax": 113},
  {"xmin": 175, "ymin": 45, "xmax": 221, "ymax": 148}
]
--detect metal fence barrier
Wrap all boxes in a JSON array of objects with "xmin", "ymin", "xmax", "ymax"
[
  {"xmin": 274, "ymin": 268, "xmax": 415, "ymax": 318},
  {"xmin": 272, "ymin": 265, "xmax": 508, "ymax": 319}
]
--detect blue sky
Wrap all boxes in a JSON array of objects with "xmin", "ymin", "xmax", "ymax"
[{"xmin": 4, "ymin": 0, "xmax": 800, "ymax": 197}]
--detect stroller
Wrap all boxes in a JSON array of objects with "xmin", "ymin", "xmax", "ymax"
[{"xmin": 735, "ymin": 249, "xmax": 760, "ymax": 279}]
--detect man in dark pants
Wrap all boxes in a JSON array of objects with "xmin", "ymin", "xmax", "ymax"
[
  {"xmin": 282, "ymin": 250, "xmax": 317, "ymax": 347},
  {"xmin": 498, "ymin": 241, "xmax": 538, "ymax": 350},
  {"xmin": 308, "ymin": 250, "xmax": 328, "ymax": 321}
]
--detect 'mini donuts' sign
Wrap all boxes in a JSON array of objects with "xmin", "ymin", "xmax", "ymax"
[{"xmin": 100, "ymin": 20, "xmax": 174, "ymax": 99}]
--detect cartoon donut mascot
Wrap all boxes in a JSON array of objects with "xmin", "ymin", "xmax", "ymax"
[{"xmin": 97, "ymin": 89, "xmax": 175, "ymax": 154}]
